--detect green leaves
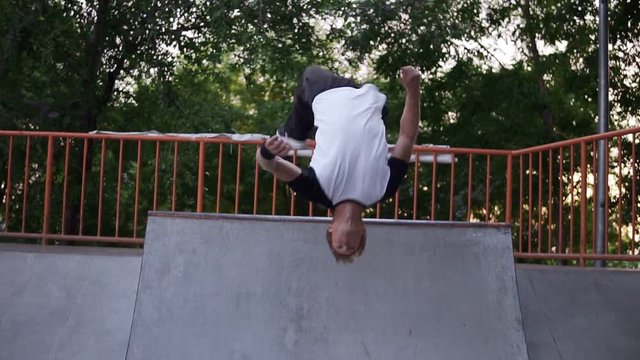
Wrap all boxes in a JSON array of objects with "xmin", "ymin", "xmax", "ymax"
[{"xmin": 1, "ymin": 0, "xmax": 639, "ymax": 258}]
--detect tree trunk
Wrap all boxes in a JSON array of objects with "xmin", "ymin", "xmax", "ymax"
[
  {"xmin": 522, "ymin": 0, "xmax": 556, "ymax": 139},
  {"xmin": 63, "ymin": 0, "xmax": 111, "ymax": 240},
  {"xmin": 81, "ymin": 0, "xmax": 111, "ymax": 132}
]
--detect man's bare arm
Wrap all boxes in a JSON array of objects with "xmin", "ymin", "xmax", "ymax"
[
  {"xmin": 256, "ymin": 135, "xmax": 302, "ymax": 182},
  {"xmin": 391, "ymin": 66, "xmax": 421, "ymax": 162}
]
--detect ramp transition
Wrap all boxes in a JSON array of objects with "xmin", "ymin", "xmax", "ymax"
[
  {"xmin": 126, "ymin": 212, "xmax": 529, "ymax": 360},
  {"xmin": 0, "ymin": 244, "xmax": 141, "ymax": 360},
  {"xmin": 518, "ymin": 266, "xmax": 640, "ymax": 360}
]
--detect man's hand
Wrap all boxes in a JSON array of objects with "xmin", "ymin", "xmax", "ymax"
[
  {"xmin": 400, "ymin": 66, "xmax": 421, "ymax": 91},
  {"xmin": 256, "ymin": 135, "xmax": 301, "ymax": 182},
  {"xmin": 264, "ymin": 135, "xmax": 291, "ymax": 158}
]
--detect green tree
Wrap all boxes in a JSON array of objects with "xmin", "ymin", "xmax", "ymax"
[{"xmin": 1, "ymin": 0, "xmax": 638, "ymax": 259}]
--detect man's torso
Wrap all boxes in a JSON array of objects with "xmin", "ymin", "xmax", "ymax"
[{"xmin": 308, "ymin": 84, "xmax": 391, "ymax": 206}]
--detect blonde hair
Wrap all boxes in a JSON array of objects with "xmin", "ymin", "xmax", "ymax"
[{"xmin": 326, "ymin": 230, "xmax": 366, "ymax": 263}]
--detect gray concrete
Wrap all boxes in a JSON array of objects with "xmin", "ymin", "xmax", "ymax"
[
  {"xmin": 0, "ymin": 244, "xmax": 141, "ymax": 360},
  {"xmin": 3, "ymin": 216, "xmax": 637, "ymax": 360},
  {"xmin": 517, "ymin": 265, "xmax": 640, "ymax": 360},
  {"xmin": 127, "ymin": 212, "xmax": 528, "ymax": 360}
]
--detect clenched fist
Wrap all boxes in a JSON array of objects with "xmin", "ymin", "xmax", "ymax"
[
  {"xmin": 400, "ymin": 66, "xmax": 421, "ymax": 91},
  {"xmin": 263, "ymin": 135, "xmax": 291, "ymax": 158}
]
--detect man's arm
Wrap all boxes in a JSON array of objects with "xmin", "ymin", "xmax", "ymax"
[
  {"xmin": 391, "ymin": 66, "xmax": 421, "ymax": 162},
  {"xmin": 256, "ymin": 135, "xmax": 302, "ymax": 182}
]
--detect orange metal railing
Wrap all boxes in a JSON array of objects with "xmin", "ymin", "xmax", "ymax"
[
  {"xmin": 0, "ymin": 128, "xmax": 638, "ymax": 265},
  {"xmin": 510, "ymin": 127, "xmax": 639, "ymax": 265}
]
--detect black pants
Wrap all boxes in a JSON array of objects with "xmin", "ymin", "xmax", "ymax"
[{"xmin": 280, "ymin": 66, "xmax": 358, "ymax": 141}]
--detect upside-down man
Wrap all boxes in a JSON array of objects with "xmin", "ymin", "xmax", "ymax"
[{"xmin": 257, "ymin": 65, "xmax": 421, "ymax": 262}]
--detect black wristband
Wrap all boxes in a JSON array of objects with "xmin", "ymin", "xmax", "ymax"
[{"xmin": 260, "ymin": 144, "xmax": 276, "ymax": 160}]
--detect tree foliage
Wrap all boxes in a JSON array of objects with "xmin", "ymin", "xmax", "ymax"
[{"xmin": 1, "ymin": 0, "xmax": 638, "ymax": 262}]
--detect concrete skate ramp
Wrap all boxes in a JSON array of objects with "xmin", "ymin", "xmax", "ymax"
[
  {"xmin": 517, "ymin": 266, "xmax": 640, "ymax": 360},
  {"xmin": 0, "ymin": 244, "xmax": 141, "ymax": 360},
  {"xmin": 127, "ymin": 212, "xmax": 528, "ymax": 360}
]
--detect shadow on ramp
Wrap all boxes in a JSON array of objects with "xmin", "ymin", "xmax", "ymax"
[{"xmin": 126, "ymin": 212, "xmax": 529, "ymax": 360}]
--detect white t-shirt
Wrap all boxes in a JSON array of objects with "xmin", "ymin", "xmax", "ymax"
[{"xmin": 309, "ymin": 84, "xmax": 390, "ymax": 206}]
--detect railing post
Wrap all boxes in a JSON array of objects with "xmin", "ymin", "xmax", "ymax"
[
  {"xmin": 580, "ymin": 142, "xmax": 587, "ymax": 267},
  {"xmin": 4, "ymin": 136, "xmax": 13, "ymax": 232},
  {"xmin": 197, "ymin": 141, "xmax": 206, "ymax": 213},
  {"xmin": 505, "ymin": 154, "xmax": 513, "ymax": 224},
  {"xmin": 595, "ymin": 138, "xmax": 608, "ymax": 267},
  {"xmin": 42, "ymin": 136, "xmax": 54, "ymax": 246}
]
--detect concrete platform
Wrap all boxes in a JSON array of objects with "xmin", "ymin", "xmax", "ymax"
[
  {"xmin": 517, "ymin": 265, "xmax": 640, "ymax": 360},
  {"xmin": 0, "ymin": 244, "xmax": 141, "ymax": 360},
  {"xmin": 2, "ymin": 214, "xmax": 638, "ymax": 360},
  {"xmin": 126, "ymin": 212, "xmax": 529, "ymax": 360}
]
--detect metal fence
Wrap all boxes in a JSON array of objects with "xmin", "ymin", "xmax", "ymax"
[{"xmin": 1, "ymin": 128, "xmax": 638, "ymax": 265}]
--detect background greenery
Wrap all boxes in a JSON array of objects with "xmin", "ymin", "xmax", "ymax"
[{"xmin": 0, "ymin": 0, "xmax": 638, "ymax": 265}]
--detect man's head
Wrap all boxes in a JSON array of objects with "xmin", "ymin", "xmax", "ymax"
[{"xmin": 326, "ymin": 202, "xmax": 366, "ymax": 263}]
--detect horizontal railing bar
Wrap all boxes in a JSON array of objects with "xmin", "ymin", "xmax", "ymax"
[
  {"xmin": 0, "ymin": 130, "xmax": 267, "ymax": 145},
  {"xmin": 512, "ymin": 127, "xmax": 640, "ymax": 155},
  {"xmin": 0, "ymin": 130, "xmax": 511, "ymax": 158},
  {"xmin": 3, "ymin": 128, "xmax": 638, "ymax": 157},
  {"xmin": 0, "ymin": 232, "xmax": 142, "ymax": 245},
  {"xmin": 3, "ymin": 232, "xmax": 638, "ymax": 261},
  {"xmin": 514, "ymin": 253, "xmax": 640, "ymax": 261}
]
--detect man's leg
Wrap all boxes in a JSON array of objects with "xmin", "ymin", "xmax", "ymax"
[{"xmin": 279, "ymin": 66, "xmax": 357, "ymax": 143}]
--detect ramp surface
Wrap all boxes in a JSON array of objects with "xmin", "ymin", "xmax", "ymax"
[
  {"xmin": 517, "ymin": 266, "xmax": 640, "ymax": 360},
  {"xmin": 127, "ymin": 212, "xmax": 528, "ymax": 360},
  {"xmin": 0, "ymin": 244, "xmax": 141, "ymax": 360}
]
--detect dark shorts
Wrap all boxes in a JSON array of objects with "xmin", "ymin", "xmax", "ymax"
[{"xmin": 280, "ymin": 66, "xmax": 388, "ymax": 140}]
